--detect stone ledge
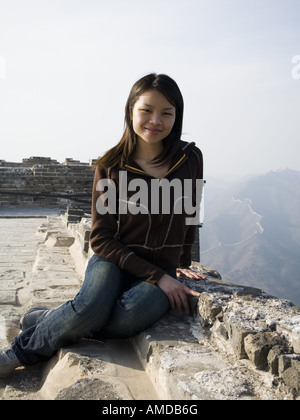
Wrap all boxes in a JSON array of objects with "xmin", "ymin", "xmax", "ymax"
[{"xmin": 186, "ymin": 270, "xmax": 300, "ymax": 398}]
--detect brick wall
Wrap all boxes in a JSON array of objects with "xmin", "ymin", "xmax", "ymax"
[{"xmin": 0, "ymin": 157, "xmax": 94, "ymax": 211}]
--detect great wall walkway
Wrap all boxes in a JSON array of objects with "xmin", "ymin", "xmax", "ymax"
[
  {"xmin": 0, "ymin": 212, "xmax": 158, "ymax": 400},
  {"xmin": 0, "ymin": 209, "xmax": 299, "ymax": 400}
]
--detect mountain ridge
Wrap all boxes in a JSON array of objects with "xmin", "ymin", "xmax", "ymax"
[{"xmin": 201, "ymin": 169, "xmax": 300, "ymax": 306}]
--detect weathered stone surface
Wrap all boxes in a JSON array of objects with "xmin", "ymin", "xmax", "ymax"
[
  {"xmin": 268, "ymin": 345, "xmax": 286, "ymax": 375},
  {"xmin": 278, "ymin": 354, "xmax": 300, "ymax": 396},
  {"xmin": 45, "ymin": 233, "xmax": 75, "ymax": 248},
  {"xmin": 0, "ymin": 308, "xmax": 20, "ymax": 346},
  {"xmin": 244, "ymin": 332, "xmax": 287, "ymax": 370},
  {"xmin": 223, "ymin": 313, "xmax": 256, "ymax": 359},
  {"xmin": 292, "ymin": 328, "xmax": 300, "ymax": 354},
  {"xmin": 278, "ymin": 324, "xmax": 300, "ymax": 354},
  {"xmin": 0, "ymin": 291, "xmax": 17, "ymax": 305},
  {"xmin": 39, "ymin": 349, "xmax": 109, "ymax": 399},
  {"xmin": 198, "ymin": 292, "xmax": 223, "ymax": 327},
  {"xmin": 55, "ymin": 377, "xmax": 121, "ymax": 400},
  {"xmin": 134, "ymin": 312, "xmax": 279, "ymax": 400}
]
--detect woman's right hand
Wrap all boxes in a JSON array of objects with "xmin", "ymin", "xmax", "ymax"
[{"xmin": 157, "ymin": 274, "xmax": 201, "ymax": 314}]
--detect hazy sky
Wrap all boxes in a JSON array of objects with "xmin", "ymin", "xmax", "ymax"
[{"xmin": 0, "ymin": 0, "xmax": 300, "ymax": 177}]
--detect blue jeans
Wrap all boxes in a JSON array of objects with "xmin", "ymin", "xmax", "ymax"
[{"xmin": 12, "ymin": 255, "xmax": 173, "ymax": 365}]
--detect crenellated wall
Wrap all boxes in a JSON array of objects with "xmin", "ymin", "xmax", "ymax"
[{"xmin": 0, "ymin": 157, "xmax": 94, "ymax": 211}]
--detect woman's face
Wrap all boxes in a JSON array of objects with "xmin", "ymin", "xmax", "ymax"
[{"xmin": 131, "ymin": 89, "xmax": 176, "ymax": 146}]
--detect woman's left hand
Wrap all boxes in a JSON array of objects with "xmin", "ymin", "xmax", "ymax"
[{"xmin": 176, "ymin": 268, "xmax": 207, "ymax": 280}]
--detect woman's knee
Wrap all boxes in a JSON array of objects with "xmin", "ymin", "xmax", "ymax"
[
  {"xmin": 84, "ymin": 255, "xmax": 122, "ymax": 281},
  {"xmin": 102, "ymin": 281, "xmax": 170, "ymax": 338},
  {"xmin": 72, "ymin": 255, "xmax": 125, "ymax": 315}
]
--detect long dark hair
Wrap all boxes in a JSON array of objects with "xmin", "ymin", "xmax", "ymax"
[{"xmin": 94, "ymin": 73, "xmax": 184, "ymax": 169}]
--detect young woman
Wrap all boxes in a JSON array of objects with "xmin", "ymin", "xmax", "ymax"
[{"xmin": 0, "ymin": 73, "xmax": 205, "ymax": 377}]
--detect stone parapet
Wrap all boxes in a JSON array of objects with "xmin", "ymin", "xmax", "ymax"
[{"xmin": 0, "ymin": 157, "xmax": 94, "ymax": 210}]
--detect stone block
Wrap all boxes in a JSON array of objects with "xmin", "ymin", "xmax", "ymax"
[
  {"xmin": 77, "ymin": 221, "xmax": 91, "ymax": 240},
  {"xmin": 0, "ymin": 290, "xmax": 17, "ymax": 305},
  {"xmin": 268, "ymin": 345, "xmax": 285, "ymax": 375},
  {"xmin": 291, "ymin": 328, "xmax": 300, "ymax": 353},
  {"xmin": 45, "ymin": 234, "xmax": 75, "ymax": 247},
  {"xmin": 278, "ymin": 354, "xmax": 300, "ymax": 374},
  {"xmin": 223, "ymin": 313, "xmax": 256, "ymax": 359},
  {"xmin": 244, "ymin": 332, "xmax": 287, "ymax": 370},
  {"xmin": 277, "ymin": 323, "xmax": 300, "ymax": 354},
  {"xmin": 211, "ymin": 319, "xmax": 229, "ymax": 341},
  {"xmin": 198, "ymin": 292, "xmax": 222, "ymax": 326},
  {"xmin": 278, "ymin": 354, "xmax": 300, "ymax": 396}
]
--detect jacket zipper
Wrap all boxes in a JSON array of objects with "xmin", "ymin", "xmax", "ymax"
[
  {"xmin": 124, "ymin": 152, "xmax": 188, "ymax": 249},
  {"xmin": 124, "ymin": 153, "xmax": 187, "ymax": 179}
]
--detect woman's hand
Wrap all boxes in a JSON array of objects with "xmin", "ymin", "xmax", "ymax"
[
  {"xmin": 176, "ymin": 268, "xmax": 207, "ymax": 281},
  {"xmin": 157, "ymin": 274, "xmax": 201, "ymax": 314}
]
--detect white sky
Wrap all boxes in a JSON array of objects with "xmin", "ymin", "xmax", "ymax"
[{"xmin": 0, "ymin": 0, "xmax": 300, "ymax": 177}]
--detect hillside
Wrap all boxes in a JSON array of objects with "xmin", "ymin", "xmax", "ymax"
[{"xmin": 200, "ymin": 169, "xmax": 300, "ymax": 307}]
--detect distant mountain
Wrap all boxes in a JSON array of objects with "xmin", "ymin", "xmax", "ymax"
[{"xmin": 200, "ymin": 169, "xmax": 300, "ymax": 307}]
